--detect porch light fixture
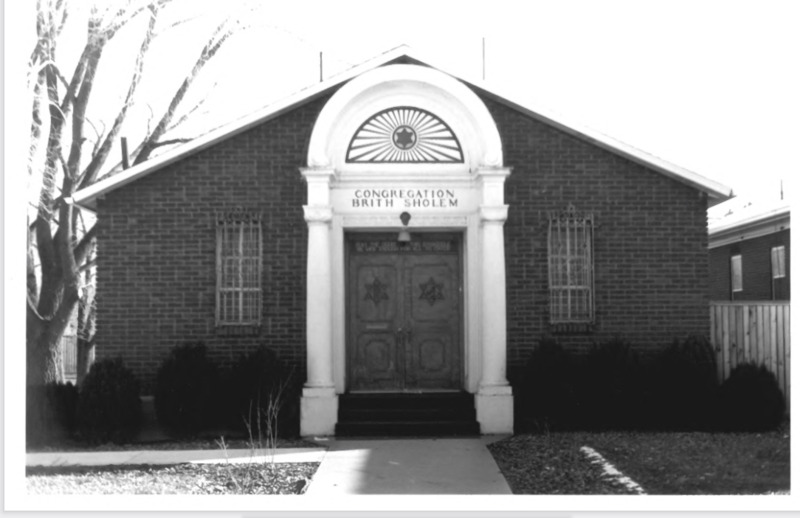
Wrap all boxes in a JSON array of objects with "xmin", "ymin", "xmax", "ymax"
[{"xmin": 398, "ymin": 211, "xmax": 412, "ymax": 242}]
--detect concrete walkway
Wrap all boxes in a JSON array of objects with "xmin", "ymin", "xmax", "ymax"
[
  {"xmin": 26, "ymin": 448, "xmax": 327, "ymax": 467},
  {"xmin": 305, "ymin": 437, "xmax": 512, "ymax": 495},
  {"xmin": 27, "ymin": 437, "xmax": 512, "ymax": 495}
]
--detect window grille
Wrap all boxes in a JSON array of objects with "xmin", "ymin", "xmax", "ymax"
[
  {"xmin": 771, "ymin": 246, "xmax": 786, "ymax": 279},
  {"xmin": 730, "ymin": 254, "xmax": 743, "ymax": 294},
  {"xmin": 216, "ymin": 209, "xmax": 262, "ymax": 326},
  {"xmin": 548, "ymin": 205, "xmax": 594, "ymax": 324}
]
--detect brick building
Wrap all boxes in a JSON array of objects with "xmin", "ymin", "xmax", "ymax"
[
  {"xmin": 69, "ymin": 48, "xmax": 731, "ymax": 435},
  {"xmin": 709, "ymin": 197, "xmax": 791, "ymax": 301}
]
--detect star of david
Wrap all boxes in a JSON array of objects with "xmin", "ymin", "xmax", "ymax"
[
  {"xmin": 393, "ymin": 126, "xmax": 416, "ymax": 150},
  {"xmin": 419, "ymin": 277, "xmax": 445, "ymax": 306},
  {"xmin": 364, "ymin": 278, "xmax": 389, "ymax": 306}
]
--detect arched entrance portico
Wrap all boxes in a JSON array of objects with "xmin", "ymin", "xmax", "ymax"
[{"xmin": 299, "ymin": 64, "xmax": 513, "ymax": 435}]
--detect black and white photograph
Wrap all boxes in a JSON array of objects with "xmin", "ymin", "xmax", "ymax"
[{"xmin": 5, "ymin": 0, "xmax": 797, "ymax": 513}]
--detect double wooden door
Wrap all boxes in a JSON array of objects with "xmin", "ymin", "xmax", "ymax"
[{"xmin": 347, "ymin": 233, "xmax": 462, "ymax": 391}]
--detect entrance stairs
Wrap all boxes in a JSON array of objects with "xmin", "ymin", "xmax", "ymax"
[{"xmin": 335, "ymin": 392, "xmax": 480, "ymax": 436}]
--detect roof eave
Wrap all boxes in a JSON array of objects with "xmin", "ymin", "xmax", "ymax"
[
  {"xmin": 464, "ymin": 82, "xmax": 733, "ymax": 205},
  {"xmin": 708, "ymin": 207, "xmax": 791, "ymax": 248}
]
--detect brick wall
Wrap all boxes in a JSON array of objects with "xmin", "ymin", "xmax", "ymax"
[
  {"xmin": 478, "ymin": 96, "xmax": 711, "ymax": 366},
  {"xmin": 709, "ymin": 229, "xmax": 791, "ymax": 301},
  {"xmin": 96, "ymin": 95, "xmax": 332, "ymax": 392},
  {"xmin": 95, "ymin": 81, "xmax": 714, "ymax": 392}
]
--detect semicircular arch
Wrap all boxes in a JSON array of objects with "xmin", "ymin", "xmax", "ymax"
[{"xmin": 307, "ymin": 64, "xmax": 503, "ymax": 173}]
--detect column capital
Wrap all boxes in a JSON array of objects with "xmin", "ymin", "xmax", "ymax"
[
  {"xmin": 474, "ymin": 166, "xmax": 512, "ymax": 180},
  {"xmin": 479, "ymin": 205, "xmax": 509, "ymax": 223},
  {"xmin": 304, "ymin": 205, "xmax": 333, "ymax": 223},
  {"xmin": 299, "ymin": 167, "xmax": 337, "ymax": 183}
]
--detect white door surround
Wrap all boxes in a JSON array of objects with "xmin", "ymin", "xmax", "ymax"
[{"xmin": 300, "ymin": 65, "xmax": 513, "ymax": 435}]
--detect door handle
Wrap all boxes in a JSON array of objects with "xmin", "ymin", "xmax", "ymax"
[{"xmin": 396, "ymin": 326, "xmax": 404, "ymax": 345}]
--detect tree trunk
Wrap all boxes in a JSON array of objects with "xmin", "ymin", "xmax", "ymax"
[
  {"xmin": 26, "ymin": 297, "xmax": 77, "ymax": 386},
  {"xmin": 76, "ymin": 338, "xmax": 95, "ymax": 385},
  {"xmin": 26, "ymin": 319, "xmax": 64, "ymax": 385}
]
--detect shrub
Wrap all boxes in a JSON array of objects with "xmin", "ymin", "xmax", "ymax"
[
  {"xmin": 578, "ymin": 338, "xmax": 645, "ymax": 430},
  {"xmin": 650, "ymin": 335, "xmax": 718, "ymax": 430},
  {"xmin": 155, "ymin": 342, "xmax": 222, "ymax": 435},
  {"xmin": 516, "ymin": 337, "xmax": 579, "ymax": 431},
  {"xmin": 716, "ymin": 363, "xmax": 785, "ymax": 432},
  {"xmin": 76, "ymin": 358, "xmax": 142, "ymax": 444},
  {"xmin": 225, "ymin": 346, "xmax": 300, "ymax": 439},
  {"xmin": 26, "ymin": 382, "xmax": 79, "ymax": 447}
]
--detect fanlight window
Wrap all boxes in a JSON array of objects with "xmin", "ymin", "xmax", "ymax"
[{"xmin": 346, "ymin": 107, "xmax": 464, "ymax": 163}]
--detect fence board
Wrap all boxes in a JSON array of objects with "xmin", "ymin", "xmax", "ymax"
[
  {"xmin": 777, "ymin": 306, "xmax": 785, "ymax": 401},
  {"xmin": 713, "ymin": 305, "xmax": 724, "ymax": 381},
  {"xmin": 770, "ymin": 306, "xmax": 779, "ymax": 375},
  {"xmin": 710, "ymin": 302, "xmax": 790, "ymax": 413},
  {"xmin": 785, "ymin": 306, "xmax": 791, "ymax": 410}
]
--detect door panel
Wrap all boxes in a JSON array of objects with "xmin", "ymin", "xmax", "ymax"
[
  {"xmin": 350, "ymin": 258, "xmax": 402, "ymax": 390},
  {"xmin": 406, "ymin": 256, "xmax": 460, "ymax": 389},
  {"xmin": 347, "ymin": 234, "xmax": 462, "ymax": 391}
]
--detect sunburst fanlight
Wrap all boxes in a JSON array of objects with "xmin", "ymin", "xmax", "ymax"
[{"xmin": 346, "ymin": 107, "xmax": 464, "ymax": 163}]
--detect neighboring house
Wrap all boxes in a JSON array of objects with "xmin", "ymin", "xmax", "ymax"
[
  {"xmin": 68, "ymin": 47, "xmax": 731, "ymax": 436},
  {"xmin": 708, "ymin": 197, "xmax": 790, "ymax": 301}
]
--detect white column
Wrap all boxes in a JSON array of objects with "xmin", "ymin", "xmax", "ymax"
[
  {"xmin": 300, "ymin": 168, "xmax": 338, "ymax": 436},
  {"xmin": 475, "ymin": 168, "xmax": 513, "ymax": 434},
  {"xmin": 303, "ymin": 206, "xmax": 334, "ymax": 389},
  {"xmin": 479, "ymin": 206, "xmax": 510, "ymax": 388}
]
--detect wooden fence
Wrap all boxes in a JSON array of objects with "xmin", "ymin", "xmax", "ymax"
[{"xmin": 710, "ymin": 301, "xmax": 790, "ymax": 409}]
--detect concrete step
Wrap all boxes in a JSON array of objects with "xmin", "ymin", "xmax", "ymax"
[{"xmin": 336, "ymin": 392, "xmax": 479, "ymax": 437}]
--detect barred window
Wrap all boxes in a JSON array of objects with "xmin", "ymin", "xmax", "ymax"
[
  {"xmin": 730, "ymin": 254, "xmax": 743, "ymax": 294},
  {"xmin": 771, "ymin": 246, "xmax": 786, "ymax": 279},
  {"xmin": 216, "ymin": 209, "xmax": 262, "ymax": 326},
  {"xmin": 548, "ymin": 205, "xmax": 594, "ymax": 324}
]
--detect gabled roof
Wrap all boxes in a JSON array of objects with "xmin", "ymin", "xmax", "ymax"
[
  {"xmin": 69, "ymin": 45, "xmax": 733, "ymax": 210},
  {"xmin": 708, "ymin": 195, "xmax": 791, "ymax": 248}
]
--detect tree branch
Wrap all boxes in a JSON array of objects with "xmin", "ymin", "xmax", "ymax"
[
  {"xmin": 60, "ymin": 44, "xmax": 92, "ymax": 114},
  {"xmin": 73, "ymin": 224, "xmax": 97, "ymax": 266},
  {"xmin": 149, "ymin": 137, "xmax": 191, "ymax": 148},
  {"xmin": 65, "ymin": 30, "xmax": 104, "ymax": 184},
  {"xmin": 79, "ymin": 2, "xmax": 160, "ymax": 189},
  {"xmin": 79, "ymin": 258, "xmax": 97, "ymax": 273},
  {"xmin": 134, "ymin": 19, "xmax": 236, "ymax": 165}
]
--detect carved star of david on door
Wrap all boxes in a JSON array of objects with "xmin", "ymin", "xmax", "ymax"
[
  {"xmin": 364, "ymin": 278, "xmax": 389, "ymax": 306},
  {"xmin": 419, "ymin": 277, "xmax": 445, "ymax": 306}
]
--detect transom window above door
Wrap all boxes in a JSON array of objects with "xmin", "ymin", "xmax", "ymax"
[{"xmin": 346, "ymin": 107, "xmax": 464, "ymax": 163}]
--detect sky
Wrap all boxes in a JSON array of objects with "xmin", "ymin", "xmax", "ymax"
[{"xmin": 9, "ymin": 0, "xmax": 800, "ymax": 203}]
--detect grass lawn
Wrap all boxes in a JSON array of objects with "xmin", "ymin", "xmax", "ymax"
[
  {"xmin": 26, "ymin": 462, "xmax": 319, "ymax": 495},
  {"xmin": 489, "ymin": 425, "xmax": 790, "ymax": 495},
  {"xmin": 588, "ymin": 429, "xmax": 790, "ymax": 494}
]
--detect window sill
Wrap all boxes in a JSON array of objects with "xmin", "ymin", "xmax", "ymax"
[
  {"xmin": 549, "ymin": 322, "xmax": 596, "ymax": 335},
  {"xmin": 215, "ymin": 325, "xmax": 261, "ymax": 336}
]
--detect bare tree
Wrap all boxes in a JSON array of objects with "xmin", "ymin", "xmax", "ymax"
[{"xmin": 26, "ymin": 0, "xmax": 246, "ymax": 385}]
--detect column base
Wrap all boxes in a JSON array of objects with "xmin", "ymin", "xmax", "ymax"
[
  {"xmin": 475, "ymin": 385, "xmax": 514, "ymax": 434},
  {"xmin": 300, "ymin": 387, "xmax": 338, "ymax": 437}
]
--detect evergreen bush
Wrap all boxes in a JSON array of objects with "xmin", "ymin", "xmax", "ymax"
[
  {"xmin": 579, "ymin": 338, "xmax": 645, "ymax": 430},
  {"xmin": 76, "ymin": 358, "xmax": 142, "ymax": 443},
  {"xmin": 517, "ymin": 337, "xmax": 579, "ymax": 431},
  {"xmin": 155, "ymin": 342, "xmax": 222, "ymax": 435},
  {"xmin": 226, "ymin": 346, "xmax": 300, "ymax": 438},
  {"xmin": 650, "ymin": 335, "xmax": 718, "ymax": 430},
  {"xmin": 716, "ymin": 362, "xmax": 785, "ymax": 431},
  {"xmin": 26, "ymin": 381, "xmax": 78, "ymax": 447}
]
